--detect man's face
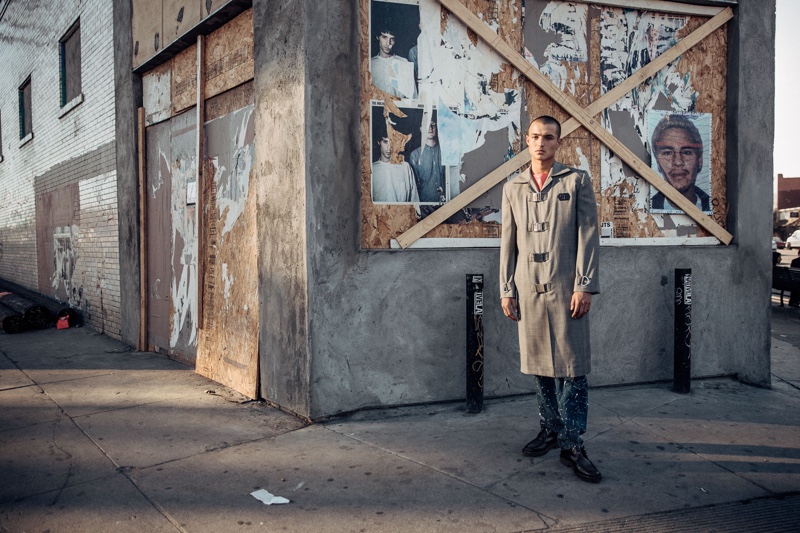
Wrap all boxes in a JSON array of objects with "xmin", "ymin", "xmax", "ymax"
[
  {"xmin": 378, "ymin": 32, "xmax": 395, "ymax": 57},
  {"xmin": 426, "ymin": 121, "xmax": 437, "ymax": 141},
  {"xmin": 647, "ymin": 25, "xmax": 658, "ymax": 43},
  {"xmin": 654, "ymin": 128, "xmax": 702, "ymax": 195},
  {"xmin": 379, "ymin": 137, "xmax": 392, "ymax": 160},
  {"xmin": 526, "ymin": 121, "xmax": 562, "ymax": 164}
]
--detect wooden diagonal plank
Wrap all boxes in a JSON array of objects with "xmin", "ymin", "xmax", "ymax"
[{"xmin": 397, "ymin": 3, "xmax": 733, "ymax": 248}]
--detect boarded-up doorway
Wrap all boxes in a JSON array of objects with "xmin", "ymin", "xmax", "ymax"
[{"xmin": 145, "ymin": 110, "xmax": 199, "ymax": 365}]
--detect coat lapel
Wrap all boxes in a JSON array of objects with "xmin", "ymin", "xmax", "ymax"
[{"xmin": 541, "ymin": 162, "xmax": 571, "ymax": 192}]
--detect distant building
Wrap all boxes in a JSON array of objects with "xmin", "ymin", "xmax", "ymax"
[{"xmin": 777, "ymin": 173, "xmax": 800, "ymax": 210}]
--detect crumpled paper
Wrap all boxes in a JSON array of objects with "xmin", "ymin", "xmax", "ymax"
[{"xmin": 250, "ymin": 489, "xmax": 290, "ymax": 505}]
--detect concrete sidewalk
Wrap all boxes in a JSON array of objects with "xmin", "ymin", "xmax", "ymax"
[{"xmin": 1, "ymin": 303, "xmax": 799, "ymax": 532}]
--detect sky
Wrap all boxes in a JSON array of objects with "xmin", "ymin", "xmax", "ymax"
[{"xmin": 774, "ymin": 0, "xmax": 800, "ymax": 177}]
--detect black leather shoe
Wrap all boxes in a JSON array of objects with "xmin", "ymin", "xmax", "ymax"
[
  {"xmin": 522, "ymin": 428, "xmax": 559, "ymax": 457},
  {"xmin": 559, "ymin": 446, "xmax": 602, "ymax": 483}
]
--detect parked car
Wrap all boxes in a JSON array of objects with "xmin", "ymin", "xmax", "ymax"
[
  {"xmin": 773, "ymin": 236, "xmax": 786, "ymax": 249},
  {"xmin": 786, "ymin": 230, "xmax": 800, "ymax": 250}
]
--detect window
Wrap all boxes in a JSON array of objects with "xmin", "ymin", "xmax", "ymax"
[
  {"xmin": 60, "ymin": 20, "xmax": 81, "ymax": 108},
  {"xmin": 19, "ymin": 76, "xmax": 32, "ymax": 140}
]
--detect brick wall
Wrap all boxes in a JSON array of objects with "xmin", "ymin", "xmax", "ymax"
[
  {"xmin": 76, "ymin": 171, "xmax": 121, "ymax": 336},
  {"xmin": 0, "ymin": 0, "xmax": 122, "ymax": 337}
]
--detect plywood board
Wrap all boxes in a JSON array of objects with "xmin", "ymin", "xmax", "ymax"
[
  {"xmin": 172, "ymin": 43, "xmax": 198, "ymax": 115},
  {"xmin": 360, "ymin": 0, "xmax": 524, "ymax": 248},
  {"xmin": 675, "ymin": 18, "xmax": 728, "ymax": 235},
  {"xmin": 365, "ymin": 0, "xmax": 730, "ymax": 248},
  {"xmin": 142, "ymin": 61, "xmax": 172, "ymax": 126},
  {"xmin": 132, "ymin": 0, "xmax": 164, "ymax": 69},
  {"xmin": 196, "ymin": 103, "xmax": 259, "ymax": 399},
  {"xmin": 204, "ymin": 8, "xmax": 254, "ymax": 100},
  {"xmin": 205, "ymin": 80, "xmax": 254, "ymax": 121}
]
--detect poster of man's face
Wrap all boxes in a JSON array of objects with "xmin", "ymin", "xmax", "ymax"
[
  {"xmin": 647, "ymin": 111, "xmax": 712, "ymax": 214},
  {"xmin": 370, "ymin": 1, "xmax": 420, "ymax": 100}
]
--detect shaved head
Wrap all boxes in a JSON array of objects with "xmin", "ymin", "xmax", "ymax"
[{"xmin": 529, "ymin": 115, "xmax": 561, "ymax": 140}]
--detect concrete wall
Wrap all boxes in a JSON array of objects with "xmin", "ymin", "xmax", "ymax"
[
  {"xmin": 252, "ymin": 0, "xmax": 774, "ymax": 420},
  {"xmin": 0, "ymin": 0, "xmax": 124, "ymax": 338},
  {"xmin": 725, "ymin": 0, "xmax": 775, "ymax": 385},
  {"xmin": 254, "ymin": 0, "xmax": 311, "ymax": 415}
]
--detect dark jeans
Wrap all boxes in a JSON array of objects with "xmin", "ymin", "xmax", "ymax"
[{"xmin": 533, "ymin": 375, "xmax": 588, "ymax": 449}]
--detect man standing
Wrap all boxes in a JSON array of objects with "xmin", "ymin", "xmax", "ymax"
[
  {"xmin": 371, "ymin": 28, "xmax": 416, "ymax": 100},
  {"xmin": 372, "ymin": 132, "xmax": 420, "ymax": 204},
  {"xmin": 409, "ymin": 116, "xmax": 445, "ymax": 203},
  {"xmin": 650, "ymin": 114, "xmax": 710, "ymax": 212},
  {"xmin": 499, "ymin": 116, "xmax": 601, "ymax": 483}
]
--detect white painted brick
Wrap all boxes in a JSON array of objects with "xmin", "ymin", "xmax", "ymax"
[{"xmin": 0, "ymin": 0, "xmax": 121, "ymax": 337}]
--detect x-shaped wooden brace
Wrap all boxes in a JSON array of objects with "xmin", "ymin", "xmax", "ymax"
[{"xmin": 396, "ymin": 1, "xmax": 734, "ymax": 248}]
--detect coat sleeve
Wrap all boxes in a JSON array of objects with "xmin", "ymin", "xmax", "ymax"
[
  {"xmin": 499, "ymin": 182, "xmax": 518, "ymax": 299},
  {"xmin": 573, "ymin": 171, "xmax": 600, "ymax": 294}
]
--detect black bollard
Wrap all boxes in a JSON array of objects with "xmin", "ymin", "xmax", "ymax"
[
  {"xmin": 466, "ymin": 274, "xmax": 484, "ymax": 413},
  {"xmin": 674, "ymin": 269, "xmax": 692, "ymax": 394}
]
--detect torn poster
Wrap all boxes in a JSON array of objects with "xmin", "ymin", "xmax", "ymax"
[
  {"xmin": 647, "ymin": 111, "xmax": 712, "ymax": 215},
  {"xmin": 368, "ymin": 0, "xmax": 521, "ymax": 221},
  {"xmin": 596, "ymin": 5, "xmax": 710, "ymax": 238}
]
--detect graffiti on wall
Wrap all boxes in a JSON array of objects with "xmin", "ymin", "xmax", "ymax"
[{"xmin": 51, "ymin": 225, "xmax": 79, "ymax": 300}]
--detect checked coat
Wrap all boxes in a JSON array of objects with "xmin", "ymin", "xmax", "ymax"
[{"xmin": 499, "ymin": 162, "xmax": 600, "ymax": 377}]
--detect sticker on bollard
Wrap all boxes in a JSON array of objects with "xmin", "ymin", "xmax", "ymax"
[
  {"xmin": 674, "ymin": 269, "xmax": 692, "ymax": 394},
  {"xmin": 466, "ymin": 274, "xmax": 484, "ymax": 413}
]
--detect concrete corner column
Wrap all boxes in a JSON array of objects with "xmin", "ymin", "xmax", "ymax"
[
  {"xmin": 253, "ymin": 0, "xmax": 311, "ymax": 416},
  {"xmin": 113, "ymin": 0, "xmax": 143, "ymax": 346},
  {"xmin": 726, "ymin": 0, "xmax": 775, "ymax": 385}
]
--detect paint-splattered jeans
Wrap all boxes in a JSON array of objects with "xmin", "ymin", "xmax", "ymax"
[{"xmin": 532, "ymin": 375, "xmax": 588, "ymax": 450}]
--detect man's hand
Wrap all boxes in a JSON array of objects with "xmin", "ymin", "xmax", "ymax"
[
  {"xmin": 570, "ymin": 292, "xmax": 592, "ymax": 319},
  {"xmin": 501, "ymin": 297, "xmax": 519, "ymax": 321}
]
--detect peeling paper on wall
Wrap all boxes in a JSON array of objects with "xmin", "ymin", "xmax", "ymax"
[
  {"xmin": 211, "ymin": 106, "xmax": 254, "ymax": 242},
  {"xmin": 540, "ymin": 2, "xmax": 588, "ymax": 63},
  {"xmin": 222, "ymin": 262, "xmax": 233, "ymax": 305},
  {"xmin": 595, "ymin": 6, "xmax": 704, "ymax": 236},
  {"xmin": 524, "ymin": 1, "xmax": 588, "ymax": 94},
  {"xmin": 417, "ymin": 0, "xmax": 521, "ymax": 168},
  {"xmin": 170, "ymin": 151, "xmax": 198, "ymax": 349}
]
